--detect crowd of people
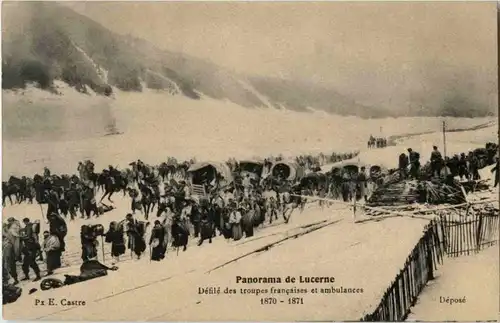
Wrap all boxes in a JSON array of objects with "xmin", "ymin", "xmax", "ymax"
[
  {"xmin": 3, "ymin": 142, "xmax": 497, "ymax": 298},
  {"xmin": 397, "ymin": 142, "xmax": 498, "ymax": 182},
  {"xmin": 367, "ymin": 135, "xmax": 388, "ymax": 149},
  {"xmin": 3, "ymin": 150, "xmax": 362, "ymax": 289}
]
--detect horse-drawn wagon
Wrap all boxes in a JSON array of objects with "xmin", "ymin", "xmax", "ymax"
[
  {"xmin": 186, "ymin": 162, "xmax": 234, "ymax": 197},
  {"xmin": 299, "ymin": 172, "xmax": 328, "ymax": 189},
  {"xmin": 237, "ymin": 160, "xmax": 265, "ymax": 182},
  {"xmin": 269, "ymin": 160, "xmax": 305, "ymax": 182}
]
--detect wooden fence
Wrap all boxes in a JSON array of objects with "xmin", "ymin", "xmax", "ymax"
[
  {"xmin": 361, "ymin": 206, "xmax": 499, "ymax": 321},
  {"xmin": 361, "ymin": 219, "xmax": 444, "ymax": 321},
  {"xmin": 438, "ymin": 207, "xmax": 499, "ymax": 257}
]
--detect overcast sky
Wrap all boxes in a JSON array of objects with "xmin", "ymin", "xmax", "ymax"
[{"xmin": 54, "ymin": 2, "xmax": 500, "ymax": 111}]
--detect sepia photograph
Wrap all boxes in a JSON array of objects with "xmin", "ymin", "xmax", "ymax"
[{"xmin": 1, "ymin": 1, "xmax": 499, "ymax": 321}]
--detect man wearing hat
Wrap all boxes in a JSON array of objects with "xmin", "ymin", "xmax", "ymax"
[
  {"xmin": 407, "ymin": 148, "xmax": 420, "ymax": 179},
  {"xmin": 149, "ymin": 220, "xmax": 167, "ymax": 261},
  {"xmin": 20, "ymin": 218, "xmax": 41, "ymax": 282},
  {"xmin": 430, "ymin": 146, "xmax": 444, "ymax": 178}
]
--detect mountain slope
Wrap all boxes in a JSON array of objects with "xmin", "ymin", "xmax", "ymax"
[
  {"xmin": 5, "ymin": 2, "xmax": 495, "ymax": 118},
  {"xmin": 2, "ymin": 2, "xmax": 393, "ymax": 118}
]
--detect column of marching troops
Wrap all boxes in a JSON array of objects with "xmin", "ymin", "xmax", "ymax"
[{"xmin": 3, "ymin": 144, "xmax": 499, "ymax": 303}]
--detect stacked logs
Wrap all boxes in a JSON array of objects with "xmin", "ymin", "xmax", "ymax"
[
  {"xmin": 368, "ymin": 179, "xmax": 467, "ymax": 207},
  {"xmin": 460, "ymin": 179, "xmax": 490, "ymax": 193}
]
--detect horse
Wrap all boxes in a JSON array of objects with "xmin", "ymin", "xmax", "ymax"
[
  {"xmin": 158, "ymin": 162, "xmax": 176, "ymax": 181},
  {"xmin": 138, "ymin": 183, "xmax": 157, "ymax": 220},
  {"xmin": 100, "ymin": 172, "xmax": 128, "ymax": 203},
  {"xmin": 2, "ymin": 181, "xmax": 18, "ymax": 206}
]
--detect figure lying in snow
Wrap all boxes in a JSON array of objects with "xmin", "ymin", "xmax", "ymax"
[
  {"xmin": 2, "ymin": 283, "xmax": 22, "ymax": 305},
  {"xmin": 40, "ymin": 259, "xmax": 118, "ymax": 291}
]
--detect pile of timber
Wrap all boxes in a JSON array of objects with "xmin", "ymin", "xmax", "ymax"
[
  {"xmin": 460, "ymin": 179, "xmax": 490, "ymax": 193},
  {"xmin": 368, "ymin": 179, "xmax": 467, "ymax": 207},
  {"xmin": 358, "ymin": 197, "xmax": 498, "ymax": 223},
  {"xmin": 367, "ymin": 181, "xmax": 416, "ymax": 206},
  {"xmin": 418, "ymin": 180, "xmax": 467, "ymax": 204}
]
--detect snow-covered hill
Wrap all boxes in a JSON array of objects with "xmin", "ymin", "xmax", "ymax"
[
  {"xmin": 3, "ymin": 83, "xmax": 497, "ymax": 177},
  {"xmin": 2, "ymin": 2, "xmax": 394, "ymax": 118}
]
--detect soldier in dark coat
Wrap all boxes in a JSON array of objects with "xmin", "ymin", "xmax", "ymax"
[
  {"xmin": 198, "ymin": 204, "xmax": 215, "ymax": 246},
  {"xmin": 45, "ymin": 190, "xmax": 60, "ymax": 219},
  {"xmin": 125, "ymin": 214, "xmax": 147, "ymax": 259},
  {"xmin": 407, "ymin": 148, "xmax": 421, "ymax": 179},
  {"xmin": 149, "ymin": 220, "xmax": 166, "ymax": 261},
  {"xmin": 171, "ymin": 215, "xmax": 189, "ymax": 251},
  {"xmin": 20, "ymin": 218, "xmax": 41, "ymax": 281},
  {"xmin": 105, "ymin": 221, "xmax": 126, "ymax": 262},
  {"xmin": 398, "ymin": 153, "xmax": 409, "ymax": 180},
  {"xmin": 80, "ymin": 225, "xmax": 98, "ymax": 262},
  {"xmin": 468, "ymin": 152, "xmax": 481, "ymax": 180},
  {"xmin": 458, "ymin": 153, "xmax": 469, "ymax": 180},
  {"xmin": 82, "ymin": 186, "xmax": 99, "ymax": 219},
  {"xmin": 430, "ymin": 146, "xmax": 444, "ymax": 178},
  {"xmin": 241, "ymin": 203, "xmax": 255, "ymax": 238},
  {"xmin": 190, "ymin": 202, "xmax": 202, "ymax": 238}
]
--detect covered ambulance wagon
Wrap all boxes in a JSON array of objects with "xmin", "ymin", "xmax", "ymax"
[
  {"xmin": 187, "ymin": 162, "xmax": 234, "ymax": 196},
  {"xmin": 270, "ymin": 160, "xmax": 305, "ymax": 182}
]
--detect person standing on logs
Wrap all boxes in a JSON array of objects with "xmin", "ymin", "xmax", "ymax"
[
  {"xmin": 407, "ymin": 148, "xmax": 421, "ymax": 179},
  {"xmin": 458, "ymin": 153, "xmax": 469, "ymax": 180},
  {"xmin": 398, "ymin": 153, "xmax": 409, "ymax": 180},
  {"xmin": 467, "ymin": 151, "xmax": 481, "ymax": 180},
  {"xmin": 430, "ymin": 146, "xmax": 444, "ymax": 178}
]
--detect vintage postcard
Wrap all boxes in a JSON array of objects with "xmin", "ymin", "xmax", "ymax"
[{"xmin": 2, "ymin": 1, "xmax": 499, "ymax": 321}]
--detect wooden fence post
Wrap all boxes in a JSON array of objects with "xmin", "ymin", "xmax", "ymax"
[
  {"xmin": 426, "ymin": 232, "xmax": 435, "ymax": 280},
  {"xmin": 476, "ymin": 213, "xmax": 483, "ymax": 251}
]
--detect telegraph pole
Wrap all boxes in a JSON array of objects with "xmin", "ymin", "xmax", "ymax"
[{"xmin": 442, "ymin": 121, "xmax": 448, "ymax": 176}]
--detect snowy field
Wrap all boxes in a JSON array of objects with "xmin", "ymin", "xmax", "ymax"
[
  {"xmin": 3, "ymin": 199, "xmax": 431, "ymax": 321},
  {"xmin": 407, "ymin": 244, "xmax": 499, "ymax": 322},
  {"xmin": 2, "ymin": 84, "xmax": 496, "ymax": 176},
  {"xmin": 2, "ymin": 86, "xmax": 498, "ymax": 320}
]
